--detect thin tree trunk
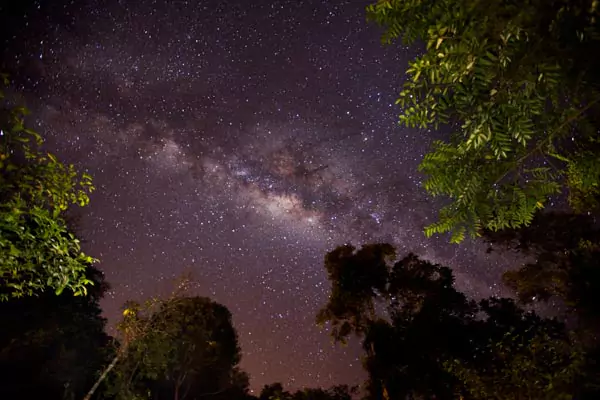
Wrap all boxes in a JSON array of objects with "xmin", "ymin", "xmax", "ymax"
[
  {"xmin": 175, "ymin": 371, "xmax": 188, "ymax": 400},
  {"xmin": 82, "ymin": 355, "xmax": 119, "ymax": 400}
]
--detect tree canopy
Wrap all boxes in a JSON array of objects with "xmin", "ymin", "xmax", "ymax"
[
  {"xmin": 483, "ymin": 212, "xmax": 600, "ymax": 341},
  {"xmin": 257, "ymin": 383, "xmax": 356, "ymax": 400},
  {"xmin": 0, "ymin": 265, "xmax": 112, "ymax": 400},
  {"xmin": 105, "ymin": 295, "xmax": 250, "ymax": 400},
  {"xmin": 0, "ymin": 81, "xmax": 96, "ymax": 299},
  {"xmin": 367, "ymin": 0, "xmax": 600, "ymax": 242},
  {"xmin": 318, "ymin": 243, "xmax": 589, "ymax": 399}
]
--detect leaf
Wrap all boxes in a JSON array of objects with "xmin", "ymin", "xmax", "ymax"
[
  {"xmin": 436, "ymin": 37, "xmax": 444, "ymax": 49},
  {"xmin": 368, "ymin": 0, "xmax": 600, "ymax": 242},
  {"xmin": 413, "ymin": 69, "xmax": 421, "ymax": 82}
]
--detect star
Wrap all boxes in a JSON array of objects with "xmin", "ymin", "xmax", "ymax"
[{"xmin": 0, "ymin": 0, "xmax": 517, "ymax": 391}]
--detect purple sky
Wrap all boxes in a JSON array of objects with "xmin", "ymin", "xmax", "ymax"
[{"xmin": 1, "ymin": 0, "xmax": 515, "ymax": 391}]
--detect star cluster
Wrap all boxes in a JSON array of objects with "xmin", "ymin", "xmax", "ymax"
[{"xmin": 2, "ymin": 0, "xmax": 516, "ymax": 391}]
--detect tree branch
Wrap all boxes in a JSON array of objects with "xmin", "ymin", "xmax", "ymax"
[
  {"xmin": 493, "ymin": 96, "xmax": 600, "ymax": 186},
  {"xmin": 82, "ymin": 354, "xmax": 119, "ymax": 400}
]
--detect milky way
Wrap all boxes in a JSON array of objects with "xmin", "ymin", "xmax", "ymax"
[{"xmin": 1, "ymin": 0, "xmax": 516, "ymax": 391}]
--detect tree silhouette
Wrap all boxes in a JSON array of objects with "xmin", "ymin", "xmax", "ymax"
[
  {"xmin": 257, "ymin": 383, "xmax": 356, "ymax": 400},
  {"xmin": 318, "ymin": 243, "xmax": 586, "ymax": 399},
  {"xmin": 483, "ymin": 212, "xmax": 600, "ymax": 335},
  {"xmin": 0, "ymin": 265, "xmax": 112, "ymax": 400}
]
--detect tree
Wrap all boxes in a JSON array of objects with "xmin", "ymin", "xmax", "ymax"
[
  {"xmin": 481, "ymin": 212, "xmax": 600, "ymax": 396},
  {"xmin": 482, "ymin": 212, "xmax": 600, "ymax": 335},
  {"xmin": 259, "ymin": 382, "xmax": 291, "ymax": 400},
  {"xmin": 317, "ymin": 243, "xmax": 586, "ymax": 399},
  {"xmin": 0, "ymin": 80, "xmax": 96, "ymax": 299},
  {"xmin": 104, "ymin": 295, "xmax": 250, "ymax": 400},
  {"xmin": 366, "ymin": 0, "xmax": 600, "ymax": 242},
  {"xmin": 446, "ymin": 297, "xmax": 586, "ymax": 400},
  {"xmin": 258, "ymin": 383, "xmax": 356, "ymax": 400},
  {"xmin": 0, "ymin": 265, "xmax": 112, "ymax": 400}
]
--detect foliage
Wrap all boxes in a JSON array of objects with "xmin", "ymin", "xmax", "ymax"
[
  {"xmin": 0, "ymin": 265, "xmax": 112, "ymax": 400},
  {"xmin": 366, "ymin": 0, "xmax": 600, "ymax": 242},
  {"xmin": 318, "ymin": 243, "xmax": 586, "ymax": 399},
  {"xmin": 447, "ymin": 330, "xmax": 584, "ymax": 400},
  {"xmin": 258, "ymin": 383, "xmax": 356, "ymax": 400},
  {"xmin": 105, "ymin": 295, "xmax": 249, "ymax": 400},
  {"xmin": 316, "ymin": 243, "xmax": 397, "ymax": 342},
  {"xmin": 481, "ymin": 211, "xmax": 600, "ymax": 396},
  {"xmin": 483, "ymin": 212, "xmax": 600, "ymax": 332},
  {"xmin": 0, "ymin": 81, "xmax": 96, "ymax": 299},
  {"xmin": 318, "ymin": 244, "xmax": 475, "ymax": 399},
  {"xmin": 445, "ymin": 298, "xmax": 586, "ymax": 400}
]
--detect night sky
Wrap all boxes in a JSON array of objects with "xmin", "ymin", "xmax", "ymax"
[{"xmin": 1, "ymin": 0, "xmax": 517, "ymax": 392}]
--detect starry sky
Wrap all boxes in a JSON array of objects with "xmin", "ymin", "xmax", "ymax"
[{"xmin": 1, "ymin": 0, "xmax": 517, "ymax": 392}]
